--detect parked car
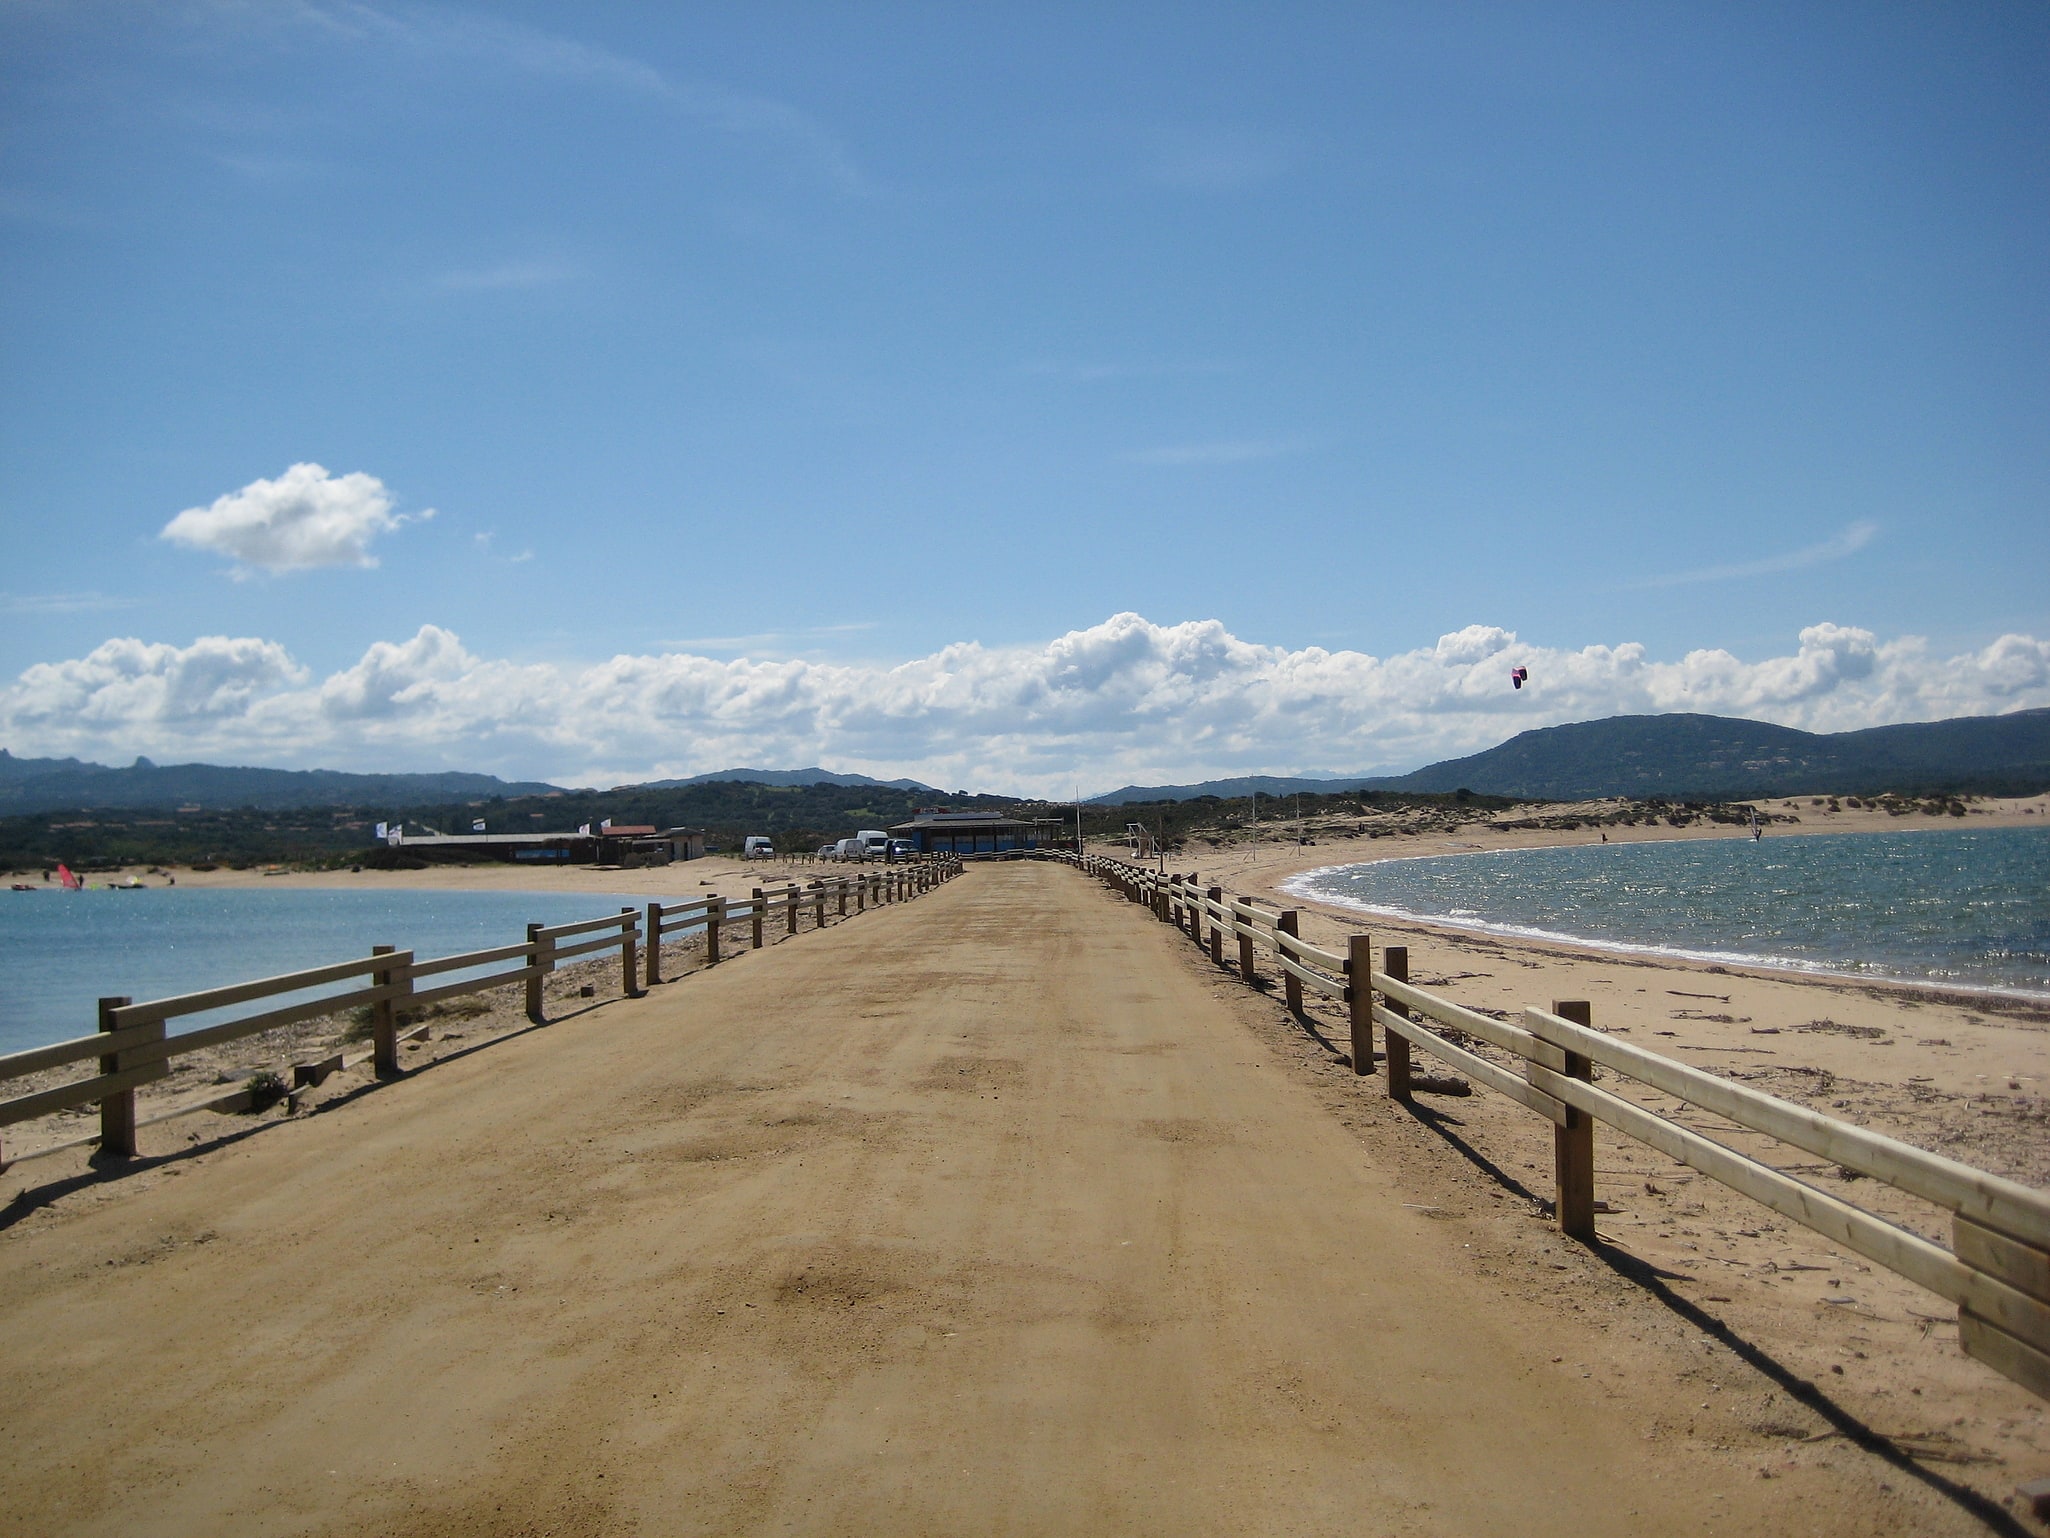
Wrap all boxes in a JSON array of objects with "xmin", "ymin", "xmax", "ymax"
[
  {"xmin": 743, "ymin": 836, "xmax": 774, "ymax": 859},
  {"xmin": 886, "ymin": 839, "xmax": 915, "ymax": 861},
  {"xmin": 817, "ymin": 844, "xmax": 838, "ymax": 859}
]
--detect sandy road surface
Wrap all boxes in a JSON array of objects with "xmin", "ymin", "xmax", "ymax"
[{"xmin": 0, "ymin": 864, "xmax": 1994, "ymax": 1535}]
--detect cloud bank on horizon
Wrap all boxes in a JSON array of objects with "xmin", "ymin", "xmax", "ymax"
[{"xmin": 4, "ymin": 615, "xmax": 2046, "ymax": 797}]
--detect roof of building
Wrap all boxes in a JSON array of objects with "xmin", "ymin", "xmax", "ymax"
[{"xmin": 888, "ymin": 812, "xmax": 1061, "ymax": 832}]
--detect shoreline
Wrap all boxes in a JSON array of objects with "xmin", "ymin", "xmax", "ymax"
[
  {"xmin": 1149, "ymin": 793, "xmax": 2050, "ymax": 1013},
  {"xmin": 1276, "ymin": 830, "xmax": 2050, "ymax": 1010}
]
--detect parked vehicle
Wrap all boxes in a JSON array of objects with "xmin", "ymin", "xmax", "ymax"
[
  {"xmin": 855, "ymin": 830, "xmax": 890, "ymax": 859},
  {"xmin": 743, "ymin": 836, "xmax": 774, "ymax": 859},
  {"xmin": 886, "ymin": 839, "xmax": 915, "ymax": 861},
  {"xmin": 817, "ymin": 844, "xmax": 838, "ymax": 859},
  {"xmin": 833, "ymin": 838, "xmax": 865, "ymax": 860}
]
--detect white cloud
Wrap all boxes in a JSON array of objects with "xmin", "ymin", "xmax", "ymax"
[
  {"xmin": 1125, "ymin": 438, "xmax": 1307, "ymax": 466},
  {"xmin": 1630, "ymin": 520, "xmax": 1880, "ymax": 589},
  {"xmin": 298, "ymin": 4, "xmax": 867, "ymax": 194},
  {"xmin": 0, "ymin": 592, "xmax": 140, "ymax": 615},
  {"xmin": 3, "ymin": 616, "xmax": 2046, "ymax": 794},
  {"xmin": 160, "ymin": 463, "xmax": 429, "ymax": 575},
  {"xmin": 5, "ymin": 636, "xmax": 307, "ymax": 745}
]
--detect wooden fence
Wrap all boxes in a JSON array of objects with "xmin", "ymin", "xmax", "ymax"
[
  {"xmin": 0, "ymin": 858, "xmax": 959, "ymax": 1171},
  {"xmin": 1067, "ymin": 851, "xmax": 2050, "ymax": 1404}
]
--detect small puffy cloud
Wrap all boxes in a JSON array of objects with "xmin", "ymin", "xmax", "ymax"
[
  {"xmin": 160, "ymin": 463, "xmax": 429, "ymax": 575},
  {"xmin": 4, "ymin": 616, "xmax": 2047, "ymax": 793}
]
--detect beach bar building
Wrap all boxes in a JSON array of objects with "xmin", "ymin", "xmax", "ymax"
[
  {"xmin": 887, "ymin": 811, "xmax": 1067, "ymax": 856},
  {"xmin": 386, "ymin": 825, "xmax": 705, "ymax": 865}
]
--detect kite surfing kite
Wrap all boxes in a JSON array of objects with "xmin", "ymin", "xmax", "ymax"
[{"xmin": 1510, "ymin": 666, "xmax": 1529, "ymax": 690}]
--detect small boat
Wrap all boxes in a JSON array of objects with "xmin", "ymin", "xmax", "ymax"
[{"xmin": 9, "ymin": 883, "xmax": 34, "ymax": 891}]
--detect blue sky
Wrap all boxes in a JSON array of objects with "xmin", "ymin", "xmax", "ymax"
[{"xmin": 2, "ymin": 2, "xmax": 2046, "ymax": 793}]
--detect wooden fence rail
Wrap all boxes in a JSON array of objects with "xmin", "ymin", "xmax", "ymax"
[
  {"xmin": 0, "ymin": 856, "xmax": 961, "ymax": 1173},
  {"xmin": 1065, "ymin": 850, "xmax": 2050, "ymax": 1403}
]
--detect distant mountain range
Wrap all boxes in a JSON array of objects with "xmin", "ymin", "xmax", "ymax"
[
  {"xmin": 628, "ymin": 767, "xmax": 941, "ymax": 793},
  {"xmin": 0, "ymin": 753, "xmax": 946, "ymax": 816},
  {"xmin": 1089, "ymin": 707, "xmax": 2050, "ymax": 804},
  {"xmin": 0, "ymin": 752, "xmax": 563, "ymax": 815},
  {"xmin": 8, "ymin": 705, "xmax": 2046, "ymax": 819},
  {"xmin": 1086, "ymin": 773, "xmax": 1393, "ymax": 806}
]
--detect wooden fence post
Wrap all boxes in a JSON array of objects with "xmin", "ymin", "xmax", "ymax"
[
  {"xmin": 838, "ymin": 880, "xmax": 848, "ymax": 917},
  {"xmin": 371, "ymin": 944, "xmax": 402, "ymax": 1075},
  {"xmin": 621, "ymin": 907, "xmax": 640, "ymax": 996},
  {"xmin": 786, "ymin": 887, "xmax": 799, "ymax": 936},
  {"xmin": 98, "ymin": 995, "xmax": 137, "ymax": 1158},
  {"xmin": 525, "ymin": 923, "xmax": 547, "ymax": 1023},
  {"xmin": 1553, "ymin": 999, "xmax": 1597, "ymax": 1242},
  {"xmin": 1347, "ymin": 934, "xmax": 1375, "ymax": 1075},
  {"xmin": 1236, "ymin": 902, "xmax": 1257, "ymax": 985},
  {"xmin": 750, "ymin": 889, "xmax": 765, "ymax": 950},
  {"xmin": 706, "ymin": 897, "xmax": 723, "ymax": 965},
  {"xmin": 856, "ymin": 877, "xmax": 866, "ymax": 913},
  {"xmin": 1207, "ymin": 887, "xmax": 1224, "ymax": 967},
  {"xmin": 1383, "ymin": 946, "xmax": 1412, "ymax": 1100},
  {"xmin": 812, "ymin": 882, "xmax": 825, "ymax": 929},
  {"xmin": 1277, "ymin": 910, "xmax": 1304, "ymax": 1013},
  {"xmin": 646, "ymin": 902, "xmax": 664, "ymax": 986}
]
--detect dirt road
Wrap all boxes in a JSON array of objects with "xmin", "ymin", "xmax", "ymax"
[{"xmin": 0, "ymin": 864, "xmax": 1997, "ymax": 1535}]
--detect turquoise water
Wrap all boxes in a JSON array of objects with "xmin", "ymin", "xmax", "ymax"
[
  {"xmin": 1283, "ymin": 826, "xmax": 2050, "ymax": 998},
  {"xmin": 0, "ymin": 887, "xmax": 671, "ymax": 1056}
]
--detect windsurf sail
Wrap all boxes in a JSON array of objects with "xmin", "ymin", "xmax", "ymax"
[{"xmin": 57, "ymin": 862, "xmax": 81, "ymax": 891}]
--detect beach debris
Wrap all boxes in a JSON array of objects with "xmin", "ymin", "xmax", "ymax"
[
  {"xmin": 1796, "ymin": 1018, "xmax": 1888, "ymax": 1040},
  {"xmin": 1409, "ymin": 1073, "xmax": 1472, "ymax": 1096}
]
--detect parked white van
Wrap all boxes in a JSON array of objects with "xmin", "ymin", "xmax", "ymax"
[
  {"xmin": 833, "ymin": 838, "xmax": 864, "ymax": 860},
  {"xmin": 855, "ymin": 830, "xmax": 890, "ymax": 859},
  {"xmin": 743, "ymin": 836, "xmax": 774, "ymax": 859}
]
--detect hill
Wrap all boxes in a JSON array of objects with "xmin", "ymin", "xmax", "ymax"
[
  {"xmin": 1088, "ymin": 774, "xmax": 1390, "ymax": 806},
  {"xmin": 1381, "ymin": 708, "xmax": 2050, "ymax": 800},
  {"xmin": 1089, "ymin": 707, "xmax": 2050, "ymax": 804},
  {"xmin": 631, "ymin": 766, "xmax": 940, "ymax": 793},
  {"xmin": 0, "ymin": 752, "xmax": 564, "ymax": 815},
  {"xmin": 0, "ymin": 777, "xmax": 1017, "ymax": 870}
]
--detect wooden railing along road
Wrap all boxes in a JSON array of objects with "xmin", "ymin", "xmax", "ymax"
[
  {"xmin": 1066, "ymin": 850, "xmax": 2050, "ymax": 1405},
  {"xmin": 0, "ymin": 860, "xmax": 959, "ymax": 1172}
]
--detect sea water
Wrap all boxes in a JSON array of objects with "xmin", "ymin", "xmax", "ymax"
[
  {"xmin": 1282, "ymin": 825, "xmax": 2050, "ymax": 998},
  {"xmin": 0, "ymin": 887, "xmax": 665, "ymax": 1056}
]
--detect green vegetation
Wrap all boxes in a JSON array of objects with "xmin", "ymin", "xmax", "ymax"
[
  {"xmin": 0, "ymin": 779, "xmax": 1017, "ymax": 871},
  {"xmin": 243, "ymin": 1070, "xmax": 288, "ymax": 1113}
]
